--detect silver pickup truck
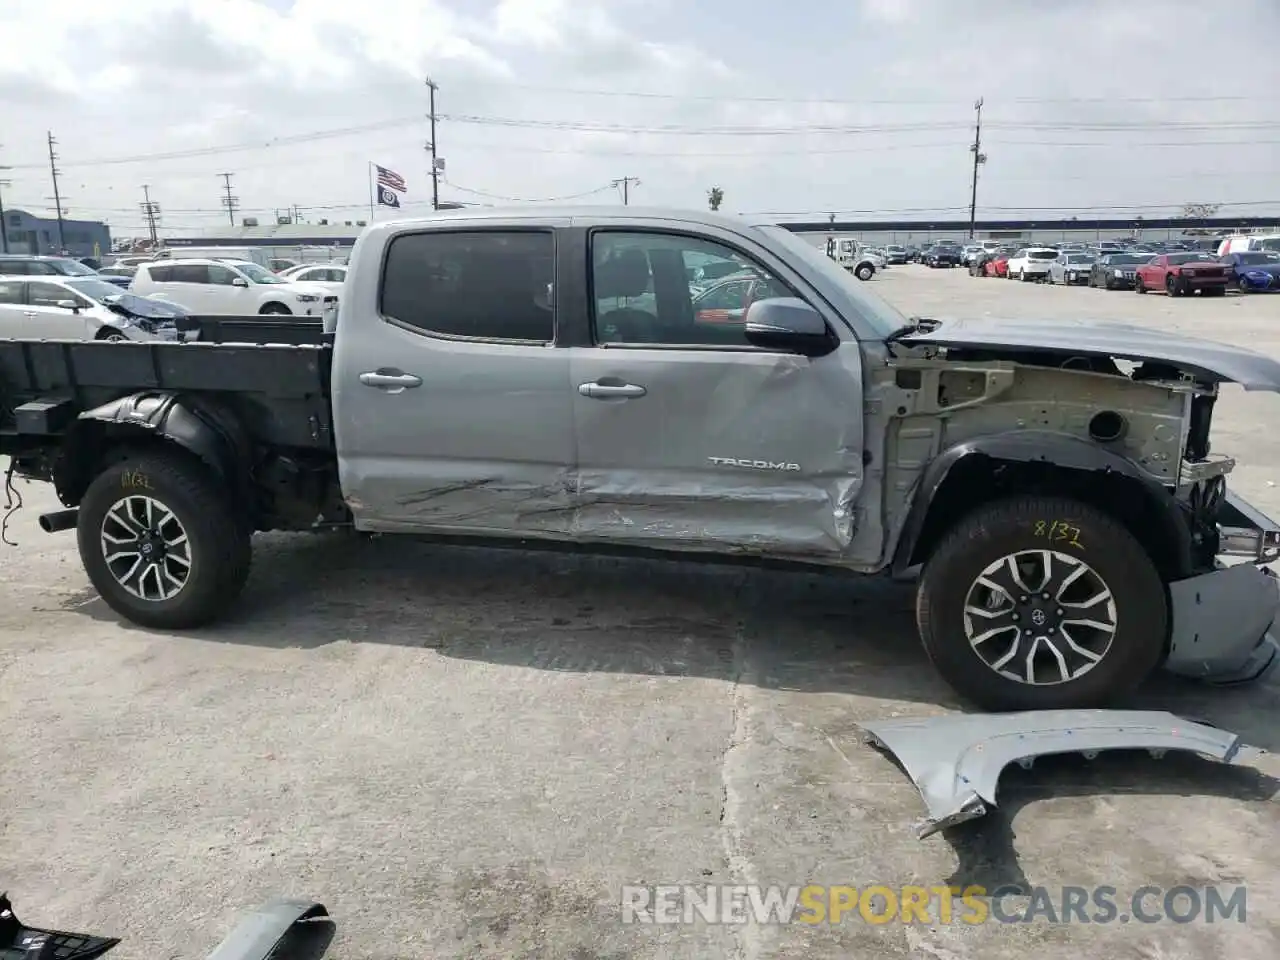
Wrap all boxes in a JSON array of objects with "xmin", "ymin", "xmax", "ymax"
[{"xmin": 2, "ymin": 206, "xmax": 1279, "ymax": 711}]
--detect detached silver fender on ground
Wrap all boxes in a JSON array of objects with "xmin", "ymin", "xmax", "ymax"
[
  {"xmin": 858, "ymin": 710, "xmax": 1261, "ymax": 839},
  {"xmin": 207, "ymin": 898, "xmax": 330, "ymax": 960}
]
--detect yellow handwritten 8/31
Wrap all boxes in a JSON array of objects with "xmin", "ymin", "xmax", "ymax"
[{"xmin": 1034, "ymin": 520, "xmax": 1083, "ymax": 549}]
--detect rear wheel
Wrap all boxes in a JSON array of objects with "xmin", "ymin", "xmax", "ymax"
[
  {"xmin": 917, "ymin": 495, "xmax": 1168, "ymax": 710},
  {"xmin": 855, "ymin": 263, "xmax": 875, "ymax": 281},
  {"xmin": 77, "ymin": 452, "xmax": 252, "ymax": 629},
  {"xmin": 259, "ymin": 303, "xmax": 292, "ymax": 315}
]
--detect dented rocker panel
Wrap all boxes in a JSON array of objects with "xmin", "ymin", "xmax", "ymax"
[{"xmin": 859, "ymin": 710, "xmax": 1261, "ymax": 839}]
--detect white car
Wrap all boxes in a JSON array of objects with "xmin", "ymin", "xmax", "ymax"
[
  {"xmin": 130, "ymin": 259, "xmax": 338, "ymax": 317},
  {"xmin": 0, "ymin": 275, "xmax": 190, "ymax": 341},
  {"xmin": 1006, "ymin": 247, "xmax": 1060, "ymax": 282},
  {"xmin": 278, "ymin": 263, "xmax": 347, "ymax": 293}
]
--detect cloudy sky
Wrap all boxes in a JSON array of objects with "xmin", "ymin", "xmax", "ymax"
[{"xmin": 1, "ymin": 0, "xmax": 1277, "ymax": 237}]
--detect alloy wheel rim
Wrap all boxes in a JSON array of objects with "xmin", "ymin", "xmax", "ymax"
[
  {"xmin": 100, "ymin": 495, "xmax": 192, "ymax": 601},
  {"xmin": 962, "ymin": 549, "xmax": 1118, "ymax": 686}
]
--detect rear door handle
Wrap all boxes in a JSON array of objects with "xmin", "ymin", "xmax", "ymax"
[
  {"xmin": 360, "ymin": 370, "xmax": 422, "ymax": 389},
  {"xmin": 578, "ymin": 381, "xmax": 646, "ymax": 399}
]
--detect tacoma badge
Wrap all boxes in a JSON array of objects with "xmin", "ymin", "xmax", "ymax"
[{"xmin": 708, "ymin": 457, "xmax": 802, "ymax": 471}]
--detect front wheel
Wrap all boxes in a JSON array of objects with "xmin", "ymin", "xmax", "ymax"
[
  {"xmin": 1166, "ymin": 275, "xmax": 1182, "ymax": 297},
  {"xmin": 916, "ymin": 495, "xmax": 1168, "ymax": 711},
  {"xmin": 1134, "ymin": 276, "xmax": 1146, "ymax": 293},
  {"xmin": 76, "ymin": 452, "xmax": 252, "ymax": 629},
  {"xmin": 259, "ymin": 303, "xmax": 292, "ymax": 315},
  {"xmin": 855, "ymin": 263, "xmax": 875, "ymax": 281}
]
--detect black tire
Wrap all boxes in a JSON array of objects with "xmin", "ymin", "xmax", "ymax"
[
  {"xmin": 96, "ymin": 331, "xmax": 128, "ymax": 341},
  {"xmin": 1134, "ymin": 276, "xmax": 1146, "ymax": 294},
  {"xmin": 77, "ymin": 452, "xmax": 252, "ymax": 629},
  {"xmin": 916, "ymin": 495, "xmax": 1167, "ymax": 711},
  {"xmin": 1103, "ymin": 278, "xmax": 1115, "ymax": 290},
  {"xmin": 855, "ymin": 263, "xmax": 875, "ymax": 281},
  {"xmin": 1166, "ymin": 275, "xmax": 1182, "ymax": 297},
  {"xmin": 259, "ymin": 302, "xmax": 292, "ymax": 315}
]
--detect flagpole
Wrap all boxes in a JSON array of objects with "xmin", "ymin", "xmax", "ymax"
[{"xmin": 368, "ymin": 162, "xmax": 375, "ymax": 220}]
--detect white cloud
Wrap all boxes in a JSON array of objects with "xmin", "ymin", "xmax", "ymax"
[{"xmin": 0, "ymin": 0, "xmax": 1275, "ymax": 236}]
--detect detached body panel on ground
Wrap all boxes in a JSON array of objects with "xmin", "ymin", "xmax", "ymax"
[{"xmin": 3, "ymin": 205, "xmax": 1280, "ymax": 711}]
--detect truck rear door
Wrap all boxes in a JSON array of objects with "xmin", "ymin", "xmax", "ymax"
[
  {"xmin": 332, "ymin": 225, "xmax": 576, "ymax": 536},
  {"xmin": 566, "ymin": 225, "xmax": 866, "ymax": 559}
]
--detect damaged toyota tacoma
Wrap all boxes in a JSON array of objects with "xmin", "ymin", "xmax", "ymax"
[{"xmin": 2, "ymin": 207, "xmax": 1279, "ymax": 710}]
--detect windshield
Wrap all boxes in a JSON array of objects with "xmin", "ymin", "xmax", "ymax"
[
  {"xmin": 1029, "ymin": 251, "xmax": 1057, "ymax": 260},
  {"xmin": 1260, "ymin": 238, "xmax": 1280, "ymax": 252},
  {"xmin": 1166, "ymin": 253, "xmax": 1204, "ymax": 265},
  {"xmin": 761, "ymin": 226, "xmax": 906, "ymax": 338},
  {"xmin": 63, "ymin": 277, "xmax": 130, "ymax": 301},
  {"xmin": 1107, "ymin": 254, "xmax": 1149, "ymax": 265},
  {"xmin": 234, "ymin": 262, "xmax": 287, "ymax": 284},
  {"xmin": 1065, "ymin": 255, "xmax": 1094, "ymax": 263},
  {"xmin": 51, "ymin": 258, "xmax": 98, "ymax": 276},
  {"xmin": 1235, "ymin": 252, "xmax": 1277, "ymax": 265}
]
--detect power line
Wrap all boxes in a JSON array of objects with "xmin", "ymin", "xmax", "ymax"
[
  {"xmin": 3, "ymin": 116, "xmax": 1276, "ymax": 173},
  {"xmin": 440, "ymin": 180, "xmax": 619, "ymax": 203},
  {"xmin": 455, "ymin": 78, "xmax": 1280, "ymax": 106}
]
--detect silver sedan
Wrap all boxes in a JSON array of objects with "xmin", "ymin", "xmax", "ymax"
[
  {"xmin": 1048, "ymin": 253, "xmax": 1097, "ymax": 285},
  {"xmin": 0, "ymin": 275, "xmax": 192, "ymax": 341}
]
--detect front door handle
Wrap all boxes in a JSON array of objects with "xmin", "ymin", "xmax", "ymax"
[
  {"xmin": 360, "ymin": 370, "xmax": 422, "ymax": 389},
  {"xmin": 578, "ymin": 381, "xmax": 647, "ymax": 399}
]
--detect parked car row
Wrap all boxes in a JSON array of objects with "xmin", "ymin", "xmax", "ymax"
[
  {"xmin": 966, "ymin": 245, "xmax": 1278, "ymax": 296},
  {"xmin": 0, "ymin": 252, "xmax": 347, "ymax": 342}
]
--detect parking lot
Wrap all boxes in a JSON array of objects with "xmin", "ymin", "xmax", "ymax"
[{"xmin": 1, "ymin": 265, "xmax": 1278, "ymax": 960}]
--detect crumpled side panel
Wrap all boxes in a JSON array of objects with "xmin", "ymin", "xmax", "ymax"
[{"xmin": 567, "ymin": 342, "xmax": 868, "ymax": 560}]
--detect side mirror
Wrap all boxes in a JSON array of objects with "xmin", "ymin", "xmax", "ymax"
[
  {"xmin": 742, "ymin": 298, "xmax": 834, "ymax": 357},
  {"xmin": 56, "ymin": 299, "xmax": 80, "ymax": 312},
  {"xmin": 231, "ymin": 277, "xmax": 249, "ymax": 287}
]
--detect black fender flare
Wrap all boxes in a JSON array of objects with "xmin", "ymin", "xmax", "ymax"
[
  {"xmin": 890, "ymin": 431, "xmax": 1193, "ymax": 578},
  {"xmin": 52, "ymin": 392, "xmax": 251, "ymax": 507}
]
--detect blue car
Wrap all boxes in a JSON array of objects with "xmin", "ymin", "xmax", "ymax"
[{"xmin": 1220, "ymin": 252, "xmax": 1280, "ymax": 292}]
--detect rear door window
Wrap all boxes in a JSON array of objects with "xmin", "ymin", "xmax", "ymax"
[
  {"xmin": 380, "ymin": 230, "xmax": 555, "ymax": 342},
  {"xmin": 169, "ymin": 264, "xmax": 211, "ymax": 284}
]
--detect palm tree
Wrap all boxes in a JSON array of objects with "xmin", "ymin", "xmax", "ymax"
[{"xmin": 707, "ymin": 187, "xmax": 724, "ymax": 212}]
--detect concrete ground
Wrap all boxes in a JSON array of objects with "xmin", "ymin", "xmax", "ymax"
[{"xmin": 1, "ymin": 267, "xmax": 1278, "ymax": 959}]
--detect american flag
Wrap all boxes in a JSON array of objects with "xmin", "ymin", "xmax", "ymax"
[{"xmin": 375, "ymin": 164, "xmax": 407, "ymax": 193}]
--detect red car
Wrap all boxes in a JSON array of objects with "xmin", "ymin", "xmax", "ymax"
[
  {"xmin": 1134, "ymin": 253, "xmax": 1229, "ymax": 297},
  {"xmin": 984, "ymin": 252, "xmax": 1012, "ymax": 278}
]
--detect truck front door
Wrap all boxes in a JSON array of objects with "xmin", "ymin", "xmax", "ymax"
[
  {"xmin": 567, "ymin": 228, "xmax": 866, "ymax": 560},
  {"xmin": 333, "ymin": 227, "xmax": 576, "ymax": 536}
]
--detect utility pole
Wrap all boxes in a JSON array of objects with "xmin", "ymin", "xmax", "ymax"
[
  {"xmin": 425, "ymin": 77, "xmax": 440, "ymax": 210},
  {"xmin": 967, "ymin": 97, "xmax": 987, "ymax": 240},
  {"xmin": 292, "ymin": 204, "xmax": 302, "ymax": 224},
  {"xmin": 612, "ymin": 176, "xmax": 641, "ymax": 205},
  {"xmin": 218, "ymin": 172, "xmax": 239, "ymax": 226},
  {"xmin": 47, "ymin": 131, "xmax": 66, "ymax": 252},
  {"xmin": 140, "ymin": 184, "xmax": 161, "ymax": 247}
]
